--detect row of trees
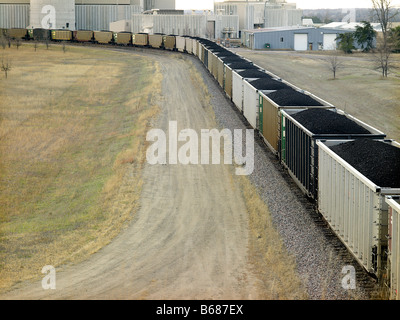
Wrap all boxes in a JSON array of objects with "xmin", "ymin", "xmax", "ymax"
[
  {"xmin": 336, "ymin": 22, "xmax": 400, "ymax": 54},
  {"xmin": 336, "ymin": 21, "xmax": 377, "ymax": 54},
  {"xmin": 334, "ymin": 0, "xmax": 399, "ymax": 78}
]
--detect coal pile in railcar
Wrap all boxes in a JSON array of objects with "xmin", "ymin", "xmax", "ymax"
[
  {"xmin": 237, "ymin": 70, "xmax": 272, "ymax": 78},
  {"xmin": 206, "ymin": 45, "xmax": 225, "ymax": 51},
  {"xmin": 249, "ymin": 78, "xmax": 290, "ymax": 91},
  {"xmin": 267, "ymin": 88, "xmax": 323, "ymax": 106},
  {"xmin": 219, "ymin": 56, "xmax": 246, "ymax": 63},
  {"xmin": 214, "ymin": 50, "xmax": 237, "ymax": 56},
  {"xmin": 216, "ymin": 53, "xmax": 238, "ymax": 59},
  {"xmin": 291, "ymin": 108, "xmax": 371, "ymax": 135},
  {"xmin": 329, "ymin": 139, "xmax": 400, "ymax": 188},
  {"xmin": 226, "ymin": 62, "xmax": 259, "ymax": 70}
]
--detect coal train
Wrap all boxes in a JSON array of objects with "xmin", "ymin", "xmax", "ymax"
[{"xmin": 1, "ymin": 27, "xmax": 400, "ymax": 299}]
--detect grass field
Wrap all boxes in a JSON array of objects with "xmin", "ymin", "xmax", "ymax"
[{"xmin": 0, "ymin": 43, "xmax": 162, "ymax": 291}]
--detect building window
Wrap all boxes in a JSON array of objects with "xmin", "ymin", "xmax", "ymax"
[{"xmin": 280, "ymin": 37, "xmax": 284, "ymax": 42}]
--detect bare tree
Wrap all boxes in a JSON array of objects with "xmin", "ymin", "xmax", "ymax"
[
  {"xmin": 1, "ymin": 56, "xmax": 11, "ymax": 79},
  {"xmin": 371, "ymin": 0, "xmax": 399, "ymax": 77},
  {"xmin": 326, "ymin": 52, "xmax": 343, "ymax": 79},
  {"xmin": 374, "ymin": 36, "xmax": 395, "ymax": 77},
  {"xmin": 0, "ymin": 36, "xmax": 6, "ymax": 50}
]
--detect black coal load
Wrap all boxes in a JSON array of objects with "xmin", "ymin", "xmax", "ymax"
[
  {"xmin": 199, "ymin": 40, "xmax": 213, "ymax": 46},
  {"xmin": 249, "ymin": 78, "xmax": 291, "ymax": 91},
  {"xmin": 291, "ymin": 108, "xmax": 371, "ymax": 135},
  {"xmin": 329, "ymin": 139, "xmax": 400, "ymax": 188},
  {"xmin": 215, "ymin": 51, "xmax": 237, "ymax": 57},
  {"xmin": 237, "ymin": 70, "xmax": 272, "ymax": 79},
  {"xmin": 33, "ymin": 28, "xmax": 50, "ymax": 41},
  {"xmin": 208, "ymin": 48, "xmax": 226, "ymax": 53},
  {"xmin": 206, "ymin": 45, "xmax": 225, "ymax": 51},
  {"xmin": 226, "ymin": 62, "xmax": 259, "ymax": 70},
  {"xmin": 219, "ymin": 56, "xmax": 246, "ymax": 63},
  {"xmin": 267, "ymin": 88, "xmax": 323, "ymax": 107}
]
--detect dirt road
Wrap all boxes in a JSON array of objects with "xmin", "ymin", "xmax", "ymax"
[{"xmin": 1, "ymin": 51, "xmax": 261, "ymax": 300}]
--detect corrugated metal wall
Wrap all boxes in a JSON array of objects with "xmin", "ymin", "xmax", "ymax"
[
  {"xmin": 0, "ymin": 4, "xmax": 29, "ymax": 29},
  {"xmin": 131, "ymin": 14, "xmax": 238, "ymax": 39},
  {"xmin": 246, "ymin": 27, "xmax": 355, "ymax": 50},
  {"xmin": 76, "ymin": 5, "xmax": 141, "ymax": 31},
  {"xmin": 132, "ymin": 14, "xmax": 208, "ymax": 37},
  {"xmin": 244, "ymin": 4, "xmax": 254, "ymax": 30},
  {"xmin": 264, "ymin": 9, "xmax": 302, "ymax": 28},
  {"xmin": 153, "ymin": 15, "xmax": 206, "ymax": 36},
  {"xmin": 214, "ymin": 3, "xmax": 238, "ymax": 16}
]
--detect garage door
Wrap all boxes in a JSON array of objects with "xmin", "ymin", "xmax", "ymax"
[
  {"xmin": 323, "ymin": 33, "xmax": 337, "ymax": 50},
  {"xmin": 294, "ymin": 34, "xmax": 308, "ymax": 51}
]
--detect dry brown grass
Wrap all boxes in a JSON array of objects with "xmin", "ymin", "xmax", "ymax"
[
  {"xmin": 236, "ymin": 175, "xmax": 308, "ymax": 300},
  {"xmin": 0, "ymin": 43, "xmax": 162, "ymax": 292}
]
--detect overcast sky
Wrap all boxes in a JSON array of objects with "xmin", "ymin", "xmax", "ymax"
[
  {"xmin": 175, "ymin": 0, "xmax": 400, "ymax": 10},
  {"xmin": 292, "ymin": 0, "xmax": 400, "ymax": 9}
]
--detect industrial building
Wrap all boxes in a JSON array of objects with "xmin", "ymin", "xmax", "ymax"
[
  {"xmin": 214, "ymin": 0, "xmax": 302, "ymax": 33},
  {"xmin": 130, "ymin": 11, "xmax": 239, "ymax": 39},
  {"xmin": 241, "ymin": 26, "xmax": 360, "ymax": 50},
  {"xmin": 0, "ymin": 0, "xmax": 304, "ymax": 40}
]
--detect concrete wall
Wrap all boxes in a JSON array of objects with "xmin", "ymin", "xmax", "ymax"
[
  {"xmin": 29, "ymin": 0, "xmax": 75, "ymax": 30},
  {"xmin": 109, "ymin": 19, "xmax": 131, "ymax": 32}
]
